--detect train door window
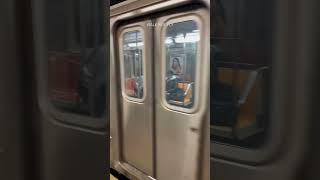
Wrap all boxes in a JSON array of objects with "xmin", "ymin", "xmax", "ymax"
[
  {"xmin": 163, "ymin": 20, "xmax": 200, "ymax": 110},
  {"xmin": 211, "ymin": 0, "xmax": 273, "ymax": 148},
  {"xmin": 47, "ymin": 0, "xmax": 106, "ymax": 118},
  {"xmin": 155, "ymin": 11, "xmax": 209, "ymax": 179},
  {"xmin": 120, "ymin": 29, "xmax": 145, "ymax": 100},
  {"xmin": 116, "ymin": 22, "xmax": 153, "ymax": 176}
]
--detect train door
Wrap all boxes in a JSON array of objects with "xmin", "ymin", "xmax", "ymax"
[
  {"xmin": 154, "ymin": 10, "xmax": 209, "ymax": 180},
  {"xmin": 116, "ymin": 8, "xmax": 209, "ymax": 180},
  {"xmin": 117, "ymin": 20, "xmax": 154, "ymax": 176},
  {"xmin": 32, "ymin": 0, "xmax": 108, "ymax": 179}
]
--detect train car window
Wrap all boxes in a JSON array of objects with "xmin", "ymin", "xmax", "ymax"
[
  {"xmin": 164, "ymin": 20, "xmax": 199, "ymax": 109},
  {"xmin": 211, "ymin": 0, "xmax": 273, "ymax": 148},
  {"xmin": 120, "ymin": 30, "xmax": 145, "ymax": 100},
  {"xmin": 47, "ymin": 0, "xmax": 106, "ymax": 118}
]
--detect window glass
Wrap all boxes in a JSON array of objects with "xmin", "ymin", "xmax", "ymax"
[
  {"xmin": 46, "ymin": 0, "xmax": 106, "ymax": 117},
  {"xmin": 122, "ymin": 31, "xmax": 144, "ymax": 99},
  {"xmin": 165, "ymin": 20, "xmax": 199, "ymax": 109},
  {"xmin": 211, "ymin": 0, "xmax": 273, "ymax": 148}
]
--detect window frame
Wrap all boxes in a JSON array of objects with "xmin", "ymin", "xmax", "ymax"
[
  {"xmin": 44, "ymin": 50, "xmax": 107, "ymax": 129},
  {"xmin": 210, "ymin": 56, "xmax": 287, "ymax": 164},
  {"xmin": 32, "ymin": 0, "xmax": 107, "ymax": 131},
  {"xmin": 118, "ymin": 26, "xmax": 147, "ymax": 103},
  {"xmin": 210, "ymin": 0, "xmax": 287, "ymax": 164},
  {"xmin": 37, "ymin": 45, "xmax": 107, "ymax": 131},
  {"xmin": 160, "ymin": 15, "xmax": 203, "ymax": 113}
]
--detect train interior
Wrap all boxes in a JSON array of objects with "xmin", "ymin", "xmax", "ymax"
[
  {"xmin": 165, "ymin": 20, "xmax": 198, "ymax": 108},
  {"xmin": 122, "ymin": 30, "xmax": 144, "ymax": 99}
]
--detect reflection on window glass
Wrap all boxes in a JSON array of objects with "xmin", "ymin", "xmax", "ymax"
[
  {"xmin": 122, "ymin": 31, "xmax": 144, "ymax": 99},
  {"xmin": 46, "ymin": 0, "xmax": 106, "ymax": 117},
  {"xmin": 211, "ymin": 0, "xmax": 273, "ymax": 148},
  {"xmin": 165, "ymin": 21, "xmax": 199, "ymax": 109}
]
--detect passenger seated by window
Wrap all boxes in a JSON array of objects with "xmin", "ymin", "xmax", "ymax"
[
  {"xmin": 166, "ymin": 56, "xmax": 195, "ymax": 107},
  {"xmin": 166, "ymin": 75, "xmax": 185, "ymax": 101},
  {"xmin": 135, "ymin": 76, "xmax": 143, "ymax": 98},
  {"xmin": 167, "ymin": 57, "xmax": 183, "ymax": 95}
]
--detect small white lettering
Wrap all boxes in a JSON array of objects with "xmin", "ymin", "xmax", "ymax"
[{"xmin": 147, "ymin": 22, "xmax": 173, "ymax": 27}]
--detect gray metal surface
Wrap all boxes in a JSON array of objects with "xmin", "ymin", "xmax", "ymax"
[
  {"xmin": 154, "ymin": 10, "xmax": 210, "ymax": 180},
  {"xmin": 31, "ymin": 0, "xmax": 108, "ymax": 179}
]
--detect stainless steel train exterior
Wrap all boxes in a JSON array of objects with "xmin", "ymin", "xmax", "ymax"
[{"xmin": 110, "ymin": 0, "xmax": 210, "ymax": 179}]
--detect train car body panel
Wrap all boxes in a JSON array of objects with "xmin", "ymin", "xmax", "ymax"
[
  {"xmin": 0, "ymin": 0, "xmax": 26, "ymax": 179},
  {"xmin": 154, "ymin": 9, "xmax": 210, "ymax": 180},
  {"xmin": 31, "ymin": 0, "xmax": 108, "ymax": 179},
  {"xmin": 117, "ymin": 21, "xmax": 154, "ymax": 176}
]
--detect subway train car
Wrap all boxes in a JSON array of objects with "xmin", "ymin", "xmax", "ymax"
[
  {"xmin": 110, "ymin": 0, "xmax": 210, "ymax": 179},
  {"xmin": 211, "ymin": 0, "xmax": 320, "ymax": 180}
]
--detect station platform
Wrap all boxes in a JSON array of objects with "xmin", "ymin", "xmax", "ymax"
[{"xmin": 110, "ymin": 174, "xmax": 117, "ymax": 180}]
